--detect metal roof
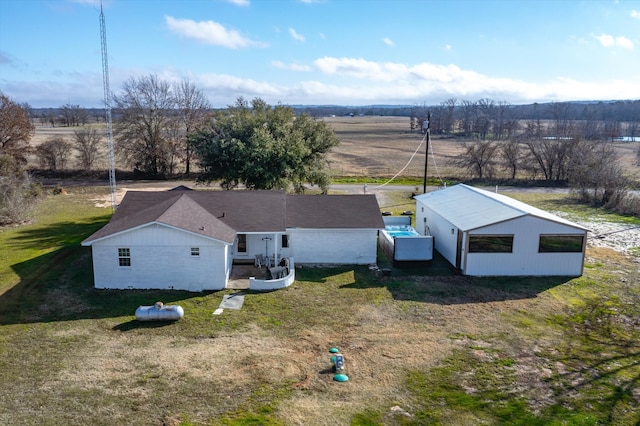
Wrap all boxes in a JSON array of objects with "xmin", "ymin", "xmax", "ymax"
[{"xmin": 414, "ymin": 184, "xmax": 587, "ymax": 232}]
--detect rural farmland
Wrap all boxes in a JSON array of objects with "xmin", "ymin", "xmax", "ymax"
[
  {"xmin": 26, "ymin": 115, "xmax": 640, "ymax": 185},
  {"xmin": 0, "ymin": 117, "xmax": 639, "ymax": 425}
]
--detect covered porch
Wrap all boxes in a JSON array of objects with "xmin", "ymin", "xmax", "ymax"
[
  {"xmin": 227, "ymin": 257, "xmax": 295, "ymax": 291},
  {"xmin": 233, "ymin": 231, "xmax": 290, "ymax": 268}
]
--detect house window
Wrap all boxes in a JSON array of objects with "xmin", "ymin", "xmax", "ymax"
[
  {"xmin": 237, "ymin": 234, "xmax": 247, "ymax": 253},
  {"xmin": 191, "ymin": 247, "xmax": 200, "ymax": 256},
  {"xmin": 281, "ymin": 234, "xmax": 289, "ymax": 248},
  {"xmin": 468, "ymin": 235, "xmax": 513, "ymax": 253},
  {"xmin": 118, "ymin": 247, "xmax": 131, "ymax": 266},
  {"xmin": 539, "ymin": 235, "xmax": 584, "ymax": 253}
]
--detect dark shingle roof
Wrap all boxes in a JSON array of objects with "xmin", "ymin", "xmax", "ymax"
[
  {"xmin": 286, "ymin": 194, "xmax": 384, "ymax": 229},
  {"xmin": 82, "ymin": 190, "xmax": 383, "ymax": 245}
]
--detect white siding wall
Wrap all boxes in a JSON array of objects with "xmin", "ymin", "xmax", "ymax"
[
  {"xmin": 288, "ymin": 229, "xmax": 378, "ymax": 264},
  {"xmin": 416, "ymin": 201, "xmax": 459, "ymax": 267},
  {"xmin": 463, "ymin": 216, "xmax": 585, "ymax": 276},
  {"xmin": 90, "ymin": 224, "xmax": 229, "ymax": 291}
]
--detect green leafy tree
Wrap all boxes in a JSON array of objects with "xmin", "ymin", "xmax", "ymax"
[{"xmin": 190, "ymin": 97, "xmax": 340, "ymax": 191}]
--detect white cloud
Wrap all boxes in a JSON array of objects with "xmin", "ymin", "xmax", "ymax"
[
  {"xmin": 444, "ymin": 44, "xmax": 452, "ymax": 51},
  {"xmin": 594, "ymin": 33, "xmax": 634, "ymax": 49},
  {"xmin": 616, "ymin": 36, "xmax": 634, "ymax": 49},
  {"xmin": 224, "ymin": 0, "xmax": 250, "ymax": 6},
  {"xmin": 7, "ymin": 61, "xmax": 640, "ymax": 108},
  {"xmin": 631, "ymin": 10, "xmax": 640, "ymax": 19},
  {"xmin": 304, "ymin": 56, "xmax": 640, "ymax": 104},
  {"xmin": 6, "ymin": 56, "xmax": 640, "ymax": 108},
  {"xmin": 289, "ymin": 28, "xmax": 305, "ymax": 42},
  {"xmin": 596, "ymin": 33, "xmax": 615, "ymax": 47},
  {"xmin": 272, "ymin": 60, "xmax": 312, "ymax": 72},
  {"xmin": 165, "ymin": 16, "xmax": 267, "ymax": 49},
  {"xmin": 383, "ymin": 37, "xmax": 395, "ymax": 47}
]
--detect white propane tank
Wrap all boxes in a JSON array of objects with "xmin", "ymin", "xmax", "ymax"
[{"xmin": 135, "ymin": 302, "xmax": 184, "ymax": 321}]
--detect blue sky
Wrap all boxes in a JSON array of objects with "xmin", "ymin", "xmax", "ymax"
[{"xmin": 1, "ymin": 0, "xmax": 639, "ymax": 108}]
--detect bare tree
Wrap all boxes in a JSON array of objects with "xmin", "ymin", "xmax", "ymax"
[
  {"xmin": 460, "ymin": 100, "xmax": 477, "ymax": 137},
  {"xmin": 0, "ymin": 154, "xmax": 41, "ymax": 225},
  {"xmin": 579, "ymin": 105, "xmax": 603, "ymax": 140},
  {"xmin": 628, "ymin": 121, "xmax": 639, "ymax": 140},
  {"xmin": 36, "ymin": 137, "xmax": 73, "ymax": 171},
  {"xmin": 456, "ymin": 139, "xmax": 499, "ymax": 179},
  {"xmin": 503, "ymin": 117, "xmax": 519, "ymax": 140},
  {"xmin": 0, "ymin": 92, "xmax": 34, "ymax": 163},
  {"xmin": 523, "ymin": 120, "xmax": 543, "ymax": 139},
  {"xmin": 569, "ymin": 140, "xmax": 627, "ymax": 207},
  {"xmin": 500, "ymin": 139, "xmax": 522, "ymax": 179},
  {"xmin": 474, "ymin": 98, "xmax": 495, "ymax": 140},
  {"xmin": 113, "ymin": 74, "xmax": 177, "ymax": 176},
  {"xmin": 494, "ymin": 101, "xmax": 512, "ymax": 140},
  {"xmin": 603, "ymin": 120, "xmax": 621, "ymax": 141},
  {"xmin": 73, "ymin": 128, "xmax": 103, "ymax": 170},
  {"xmin": 441, "ymin": 98, "xmax": 457, "ymax": 135},
  {"xmin": 547, "ymin": 102, "xmax": 574, "ymax": 138},
  {"xmin": 524, "ymin": 137, "xmax": 578, "ymax": 181},
  {"xmin": 174, "ymin": 78, "xmax": 211, "ymax": 174}
]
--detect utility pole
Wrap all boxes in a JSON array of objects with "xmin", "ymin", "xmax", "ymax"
[
  {"xmin": 422, "ymin": 111, "xmax": 431, "ymax": 194},
  {"xmin": 100, "ymin": 1, "xmax": 117, "ymax": 212}
]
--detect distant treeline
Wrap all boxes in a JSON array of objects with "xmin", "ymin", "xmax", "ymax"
[
  {"xmin": 291, "ymin": 100, "xmax": 640, "ymax": 123},
  {"xmin": 29, "ymin": 99, "xmax": 640, "ymax": 124}
]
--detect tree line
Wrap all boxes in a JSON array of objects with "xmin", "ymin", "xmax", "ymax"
[
  {"xmin": 412, "ymin": 98, "xmax": 640, "ymax": 215},
  {"xmin": 411, "ymin": 98, "xmax": 640, "ymax": 141}
]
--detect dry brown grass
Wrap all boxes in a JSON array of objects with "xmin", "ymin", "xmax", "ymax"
[
  {"xmin": 324, "ymin": 116, "xmax": 464, "ymax": 178},
  {"xmin": 29, "ymin": 118, "xmax": 639, "ymax": 182}
]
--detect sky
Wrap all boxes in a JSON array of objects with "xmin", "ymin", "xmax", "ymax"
[{"xmin": 1, "ymin": 0, "xmax": 639, "ymax": 108}]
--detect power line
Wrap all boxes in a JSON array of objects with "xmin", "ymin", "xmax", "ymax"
[{"xmin": 372, "ymin": 130, "xmax": 427, "ymax": 189}]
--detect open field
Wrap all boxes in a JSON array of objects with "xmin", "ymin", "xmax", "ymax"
[
  {"xmin": 1, "ymin": 186, "xmax": 639, "ymax": 425},
  {"xmin": 29, "ymin": 116, "xmax": 640, "ymax": 184}
]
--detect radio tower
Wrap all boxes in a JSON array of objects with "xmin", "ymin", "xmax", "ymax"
[{"xmin": 100, "ymin": 1, "xmax": 117, "ymax": 211}]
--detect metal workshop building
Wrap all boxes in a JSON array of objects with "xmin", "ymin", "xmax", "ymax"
[{"xmin": 414, "ymin": 184, "xmax": 587, "ymax": 276}]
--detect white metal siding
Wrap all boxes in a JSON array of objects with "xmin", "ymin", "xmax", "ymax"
[
  {"xmin": 463, "ymin": 215, "xmax": 585, "ymax": 276},
  {"xmin": 90, "ymin": 224, "xmax": 228, "ymax": 290},
  {"xmin": 288, "ymin": 229, "xmax": 378, "ymax": 264},
  {"xmin": 417, "ymin": 201, "xmax": 459, "ymax": 267}
]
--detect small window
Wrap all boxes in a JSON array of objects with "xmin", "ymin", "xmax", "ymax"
[
  {"xmin": 539, "ymin": 235, "xmax": 583, "ymax": 253},
  {"xmin": 118, "ymin": 247, "xmax": 131, "ymax": 266},
  {"xmin": 468, "ymin": 235, "xmax": 513, "ymax": 253},
  {"xmin": 191, "ymin": 247, "xmax": 200, "ymax": 256},
  {"xmin": 281, "ymin": 234, "xmax": 289, "ymax": 248},
  {"xmin": 237, "ymin": 234, "xmax": 247, "ymax": 253}
]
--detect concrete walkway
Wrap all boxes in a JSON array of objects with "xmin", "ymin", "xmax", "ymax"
[{"xmin": 213, "ymin": 292, "xmax": 245, "ymax": 315}]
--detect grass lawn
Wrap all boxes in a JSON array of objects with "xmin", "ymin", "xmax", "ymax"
[{"xmin": 0, "ymin": 187, "xmax": 638, "ymax": 425}]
